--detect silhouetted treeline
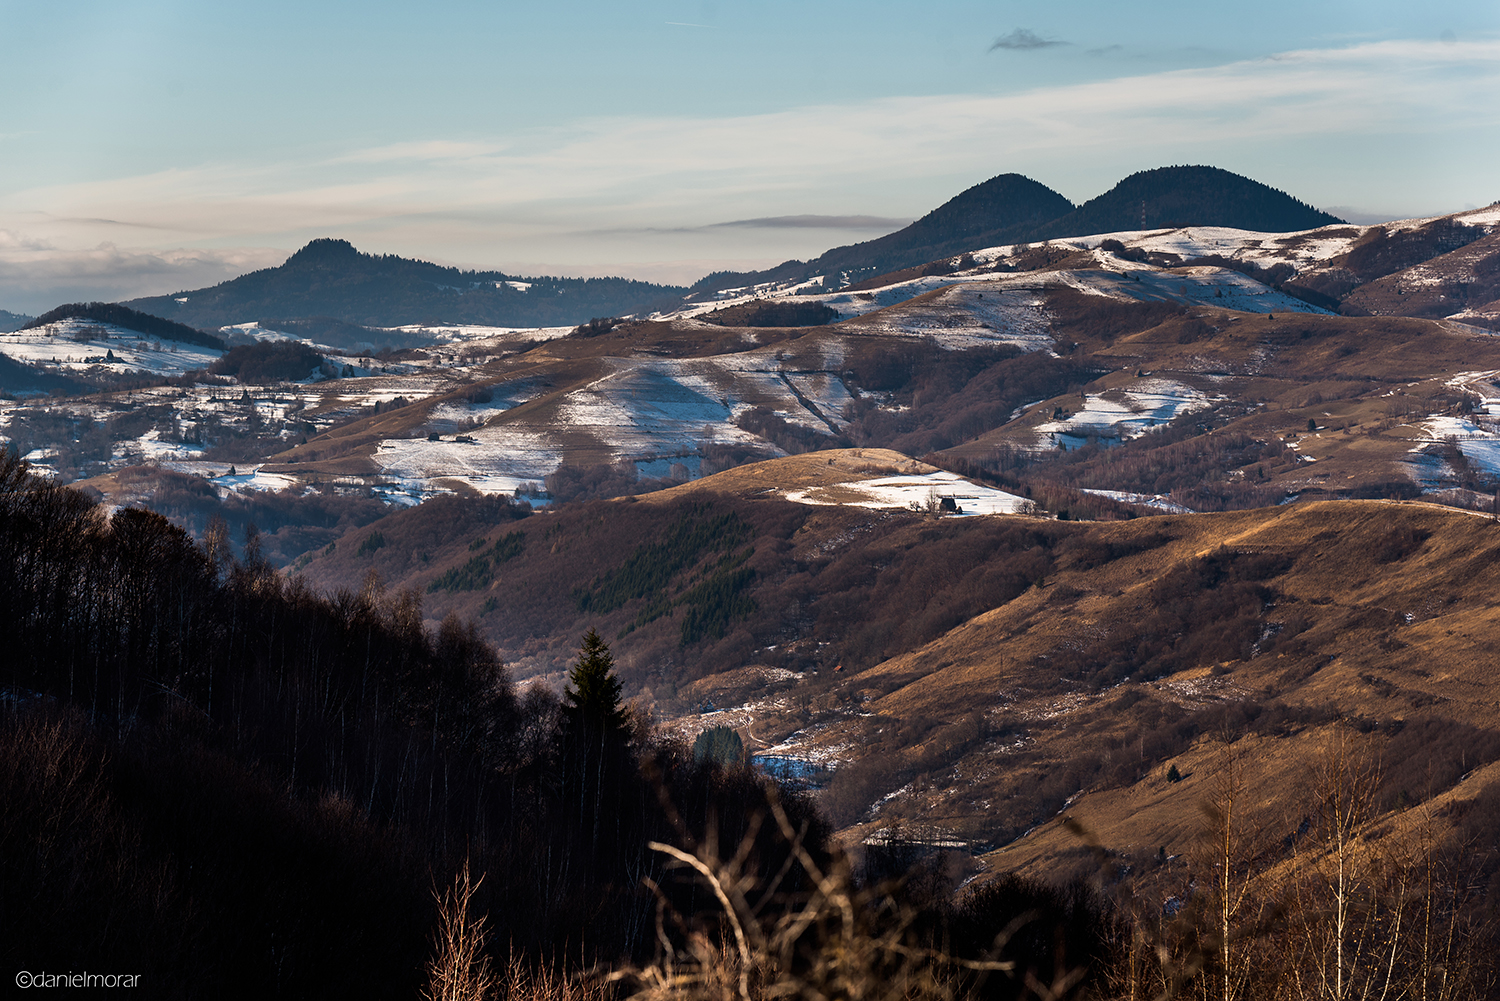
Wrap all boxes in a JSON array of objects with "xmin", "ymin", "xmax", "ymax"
[
  {"xmin": 0, "ymin": 451, "xmax": 834, "ymax": 997},
  {"xmin": 702, "ymin": 300, "xmax": 839, "ymax": 327}
]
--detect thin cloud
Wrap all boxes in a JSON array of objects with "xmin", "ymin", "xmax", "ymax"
[
  {"xmin": 571, "ymin": 215, "xmax": 910, "ymax": 237},
  {"xmin": 990, "ymin": 29, "xmax": 1067, "ymax": 52},
  {"xmin": 0, "ymin": 240, "xmax": 283, "ymax": 314},
  {"xmin": 332, "ymin": 140, "xmax": 509, "ymax": 165},
  {"xmin": 709, "ymin": 215, "xmax": 910, "ymax": 230}
]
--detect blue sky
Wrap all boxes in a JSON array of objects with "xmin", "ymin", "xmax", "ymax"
[{"xmin": 2, "ymin": 0, "xmax": 1497, "ymax": 312}]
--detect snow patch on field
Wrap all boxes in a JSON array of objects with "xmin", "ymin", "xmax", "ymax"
[
  {"xmin": 1080, "ymin": 489, "xmax": 1193, "ymax": 514},
  {"xmin": 1108, "ymin": 266, "xmax": 1333, "ymax": 314},
  {"xmin": 375, "ymin": 427, "xmax": 562, "ymax": 499},
  {"xmin": 218, "ymin": 467, "xmax": 302, "ymax": 493},
  {"xmin": 1417, "ymin": 415, "xmax": 1500, "ymax": 477},
  {"xmin": 381, "ymin": 323, "xmax": 572, "ymax": 344},
  {"xmin": 1034, "ymin": 379, "xmax": 1212, "ymax": 450},
  {"xmin": 844, "ymin": 281, "xmax": 1057, "ymax": 349},
  {"xmin": 1, "ymin": 321, "xmax": 222, "ymax": 374},
  {"xmin": 1062, "ymin": 224, "xmax": 1365, "ymax": 270},
  {"xmin": 1457, "ymin": 204, "xmax": 1500, "ymax": 227},
  {"xmin": 785, "ymin": 470, "xmax": 1031, "ymax": 515},
  {"xmin": 1444, "ymin": 371, "xmax": 1500, "ymax": 414},
  {"xmin": 135, "ymin": 429, "xmax": 205, "ymax": 462},
  {"xmin": 220, "ymin": 322, "xmax": 298, "ymax": 342}
]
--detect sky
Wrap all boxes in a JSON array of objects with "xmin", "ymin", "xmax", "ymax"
[{"xmin": 1, "ymin": 0, "xmax": 1498, "ymax": 314}]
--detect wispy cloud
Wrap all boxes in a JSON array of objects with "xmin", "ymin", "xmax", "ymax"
[
  {"xmin": 708, "ymin": 215, "xmax": 910, "ymax": 230},
  {"xmin": 2, "ymin": 38, "xmax": 1497, "ymax": 304},
  {"xmin": 332, "ymin": 140, "xmax": 510, "ymax": 165},
  {"xmin": 989, "ymin": 29, "xmax": 1067, "ymax": 52}
]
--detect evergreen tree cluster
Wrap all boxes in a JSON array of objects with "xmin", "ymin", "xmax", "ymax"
[
  {"xmin": 209, "ymin": 339, "xmax": 327, "ymax": 383},
  {"xmin": 427, "ymin": 530, "xmax": 525, "ymax": 593},
  {"xmin": 571, "ymin": 506, "xmax": 760, "ymax": 644}
]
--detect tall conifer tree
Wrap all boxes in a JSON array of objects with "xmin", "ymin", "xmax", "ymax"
[{"xmin": 563, "ymin": 628, "xmax": 628, "ymax": 734}]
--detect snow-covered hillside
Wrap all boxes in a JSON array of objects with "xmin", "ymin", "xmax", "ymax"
[{"xmin": 1, "ymin": 319, "xmax": 222, "ymax": 376}]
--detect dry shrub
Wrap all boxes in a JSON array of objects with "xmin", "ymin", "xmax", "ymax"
[
  {"xmin": 500, "ymin": 954, "xmax": 614, "ymax": 1001},
  {"xmin": 1081, "ymin": 729, "xmax": 1500, "ymax": 1001},
  {"xmin": 425, "ymin": 858, "xmax": 497, "ymax": 1001},
  {"xmin": 618, "ymin": 791, "xmax": 1087, "ymax": 1001}
]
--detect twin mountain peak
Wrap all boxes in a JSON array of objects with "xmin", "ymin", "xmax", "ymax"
[{"xmin": 124, "ymin": 165, "xmax": 1344, "ymax": 331}]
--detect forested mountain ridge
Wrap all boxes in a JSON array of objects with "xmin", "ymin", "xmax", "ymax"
[
  {"xmin": 688, "ymin": 165, "xmax": 1343, "ymax": 295},
  {"xmin": 1026, "ymin": 164, "xmax": 1343, "ymax": 241},
  {"xmin": 689, "ymin": 173, "xmax": 1075, "ymax": 294},
  {"xmin": 114, "ymin": 166, "xmax": 1344, "ymax": 327},
  {"xmin": 125, "ymin": 238, "xmax": 690, "ymax": 330}
]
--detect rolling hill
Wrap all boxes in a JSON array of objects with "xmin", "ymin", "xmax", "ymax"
[
  {"xmin": 0, "ymin": 309, "xmax": 33, "ymax": 333},
  {"xmin": 291, "ymin": 448, "xmax": 1500, "ymax": 916},
  {"xmin": 0, "ymin": 301, "xmax": 229, "ymax": 398},
  {"xmin": 1026, "ymin": 165, "xmax": 1343, "ymax": 241},
  {"xmin": 690, "ymin": 173, "xmax": 1075, "ymax": 294},
  {"xmin": 21, "ymin": 301, "xmax": 225, "ymax": 350},
  {"xmin": 125, "ymin": 238, "xmax": 689, "ymax": 331}
]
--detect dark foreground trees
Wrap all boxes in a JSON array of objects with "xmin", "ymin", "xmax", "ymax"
[
  {"xmin": 0, "ymin": 452, "xmax": 829, "ymax": 997},
  {"xmin": 0, "ymin": 451, "xmax": 1117, "ymax": 998}
]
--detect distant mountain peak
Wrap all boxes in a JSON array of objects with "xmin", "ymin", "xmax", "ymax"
[
  {"xmin": 690, "ymin": 172, "xmax": 1073, "ymax": 294},
  {"xmin": 123, "ymin": 241, "xmax": 686, "ymax": 331},
  {"xmin": 285, "ymin": 238, "xmax": 363, "ymax": 266},
  {"xmin": 1028, "ymin": 165, "xmax": 1344, "ymax": 240},
  {"xmin": 907, "ymin": 172, "xmax": 1074, "ymax": 240}
]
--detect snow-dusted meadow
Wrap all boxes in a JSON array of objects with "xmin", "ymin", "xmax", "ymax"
[
  {"xmin": 1, "ymin": 320, "xmax": 222, "ymax": 375},
  {"xmin": 1032, "ymin": 379, "xmax": 1214, "ymax": 451},
  {"xmin": 784, "ymin": 469, "xmax": 1032, "ymax": 516}
]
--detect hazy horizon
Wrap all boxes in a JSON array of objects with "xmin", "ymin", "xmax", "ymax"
[{"xmin": 2, "ymin": 0, "xmax": 1497, "ymax": 314}]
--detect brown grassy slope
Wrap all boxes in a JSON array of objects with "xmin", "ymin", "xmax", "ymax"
[
  {"xmin": 291, "ymin": 438, "xmax": 1500, "ymax": 887},
  {"xmin": 638, "ymin": 448, "xmax": 937, "ymax": 503},
  {"xmin": 773, "ymin": 500, "xmax": 1500, "ymax": 863},
  {"xmin": 295, "ymin": 458, "xmax": 1067, "ymax": 689},
  {"xmin": 864, "ymin": 500, "xmax": 1499, "ymax": 723}
]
